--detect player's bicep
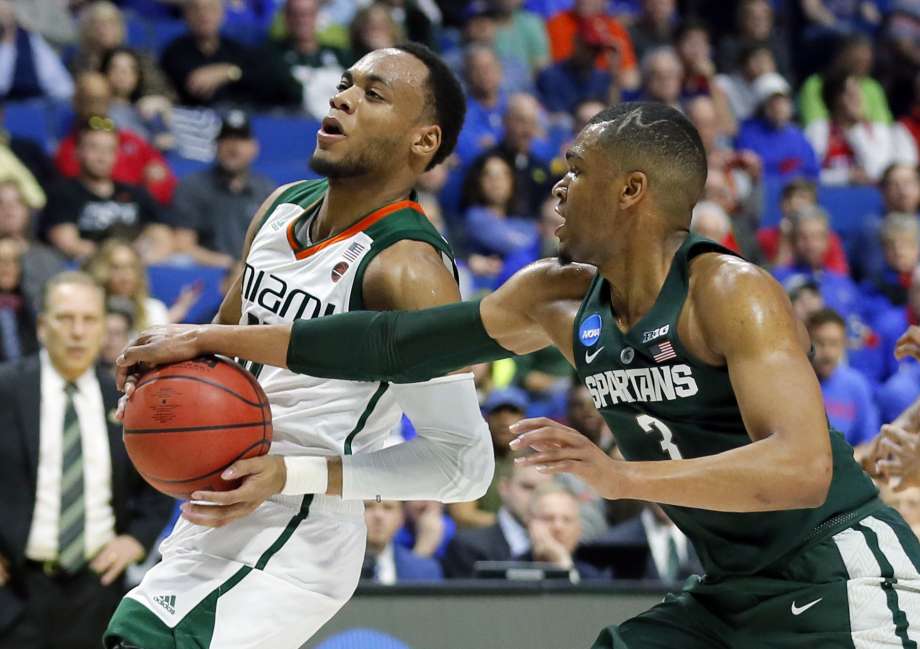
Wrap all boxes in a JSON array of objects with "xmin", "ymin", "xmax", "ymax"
[{"xmin": 699, "ymin": 263, "xmax": 829, "ymax": 448}]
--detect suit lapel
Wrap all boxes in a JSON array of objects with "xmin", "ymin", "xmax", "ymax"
[
  {"xmin": 17, "ymin": 356, "xmax": 41, "ymax": 481},
  {"xmin": 97, "ymin": 367, "xmax": 126, "ymax": 490}
]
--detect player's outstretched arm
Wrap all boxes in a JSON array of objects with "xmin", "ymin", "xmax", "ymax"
[
  {"xmin": 515, "ymin": 256, "xmax": 834, "ymax": 512},
  {"xmin": 116, "ymin": 259, "xmax": 590, "ymax": 390}
]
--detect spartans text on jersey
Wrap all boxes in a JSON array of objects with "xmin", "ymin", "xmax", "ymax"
[{"xmin": 584, "ymin": 364, "xmax": 699, "ymax": 408}]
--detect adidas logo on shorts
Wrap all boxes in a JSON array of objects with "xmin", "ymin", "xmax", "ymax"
[{"xmin": 153, "ymin": 594, "xmax": 176, "ymax": 615}]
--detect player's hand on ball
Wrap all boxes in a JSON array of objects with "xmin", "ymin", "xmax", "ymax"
[
  {"xmin": 509, "ymin": 418, "xmax": 623, "ymax": 499},
  {"xmin": 180, "ymin": 456, "xmax": 287, "ymax": 527},
  {"xmin": 115, "ymin": 324, "xmax": 204, "ymax": 391},
  {"xmin": 90, "ymin": 535, "xmax": 145, "ymax": 586},
  {"xmin": 872, "ymin": 424, "xmax": 920, "ymax": 491},
  {"xmin": 895, "ymin": 326, "xmax": 920, "ymax": 361}
]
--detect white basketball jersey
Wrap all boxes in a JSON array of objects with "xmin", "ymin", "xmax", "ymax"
[{"xmin": 240, "ymin": 179, "xmax": 454, "ymax": 458}]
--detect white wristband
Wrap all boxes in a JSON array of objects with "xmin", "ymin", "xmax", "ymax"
[{"xmin": 281, "ymin": 456, "xmax": 329, "ymax": 495}]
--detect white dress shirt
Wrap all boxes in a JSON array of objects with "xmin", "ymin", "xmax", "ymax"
[
  {"xmin": 374, "ymin": 543, "xmax": 397, "ymax": 585},
  {"xmin": 640, "ymin": 507, "xmax": 689, "ymax": 580},
  {"xmin": 25, "ymin": 350, "xmax": 116, "ymax": 561},
  {"xmin": 497, "ymin": 507, "xmax": 530, "ymax": 558}
]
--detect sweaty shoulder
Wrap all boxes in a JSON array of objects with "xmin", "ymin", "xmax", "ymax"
[
  {"xmin": 504, "ymin": 258, "xmax": 597, "ymax": 303},
  {"xmin": 362, "ymin": 239, "xmax": 460, "ymax": 312},
  {"xmin": 686, "ymin": 252, "xmax": 810, "ymax": 361}
]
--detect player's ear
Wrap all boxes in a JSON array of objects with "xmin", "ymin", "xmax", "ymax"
[
  {"xmin": 619, "ymin": 171, "xmax": 647, "ymax": 209},
  {"xmin": 411, "ymin": 124, "xmax": 441, "ymax": 162}
]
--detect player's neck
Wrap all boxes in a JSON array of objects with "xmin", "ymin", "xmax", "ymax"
[
  {"xmin": 599, "ymin": 227, "xmax": 688, "ymax": 331},
  {"xmin": 312, "ymin": 177, "xmax": 413, "ymax": 240}
]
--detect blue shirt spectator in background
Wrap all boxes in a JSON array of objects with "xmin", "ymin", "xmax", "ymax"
[
  {"xmin": 0, "ymin": 1, "xmax": 73, "ymax": 101},
  {"xmin": 808, "ymin": 307, "xmax": 880, "ymax": 446},
  {"xmin": 773, "ymin": 206, "xmax": 861, "ymax": 318},
  {"xmin": 735, "ymin": 72, "xmax": 820, "ymax": 182},
  {"xmin": 536, "ymin": 16, "xmax": 615, "ymax": 114}
]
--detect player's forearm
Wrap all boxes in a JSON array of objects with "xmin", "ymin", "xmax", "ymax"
[
  {"xmin": 196, "ymin": 323, "xmax": 293, "ymax": 369},
  {"xmin": 287, "ymin": 375, "xmax": 495, "ymax": 502},
  {"xmin": 618, "ymin": 434, "xmax": 832, "ymax": 512},
  {"xmin": 285, "ymin": 300, "xmax": 514, "ymax": 383}
]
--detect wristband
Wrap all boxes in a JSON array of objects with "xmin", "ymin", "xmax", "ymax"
[{"xmin": 281, "ymin": 456, "xmax": 329, "ymax": 495}]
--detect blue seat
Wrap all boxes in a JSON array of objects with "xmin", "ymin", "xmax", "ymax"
[
  {"xmin": 250, "ymin": 114, "xmax": 320, "ymax": 163},
  {"xmin": 817, "ymin": 184, "xmax": 883, "ymax": 241},
  {"xmin": 147, "ymin": 264, "xmax": 229, "ymax": 324}
]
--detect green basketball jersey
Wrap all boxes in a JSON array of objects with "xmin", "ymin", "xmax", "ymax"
[{"xmin": 573, "ymin": 234, "xmax": 879, "ymax": 578}]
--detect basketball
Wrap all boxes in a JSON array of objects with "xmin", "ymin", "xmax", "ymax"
[{"xmin": 122, "ymin": 355, "xmax": 273, "ymax": 499}]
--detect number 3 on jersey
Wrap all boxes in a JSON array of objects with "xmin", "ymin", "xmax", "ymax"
[{"xmin": 637, "ymin": 414, "xmax": 683, "ymax": 460}]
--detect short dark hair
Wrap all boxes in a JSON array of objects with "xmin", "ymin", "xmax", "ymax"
[
  {"xmin": 781, "ymin": 177, "xmax": 817, "ymax": 201},
  {"xmin": 806, "ymin": 307, "xmax": 846, "ymax": 332},
  {"xmin": 394, "ymin": 42, "xmax": 466, "ymax": 170},
  {"xmin": 821, "ymin": 71, "xmax": 856, "ymax": 112},
  {"xmin": 584, "ymin": 101, "xmax": 707, "ymax": 219},
  {"xmin": 675, "ymin": 17, "xmax": 710, "ymax": 44}
]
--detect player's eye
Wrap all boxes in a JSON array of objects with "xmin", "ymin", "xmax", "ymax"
[
  {"xmin": 336, "ymin": 81, "xmax": 350, "ymax": 92},
  {"xmin": 367, "ymin": 90, "xmax": 382, "ymax": 100}
]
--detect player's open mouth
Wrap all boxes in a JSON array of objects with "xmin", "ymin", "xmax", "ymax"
[{"xmin": 317, "ymin": 117, "xmax": 347, "ymax": 146}]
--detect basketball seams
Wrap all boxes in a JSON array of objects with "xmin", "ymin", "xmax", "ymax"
[
  {"xmin": 136, "ymin": 438, "xmax": 272, "ymax": 485},
  {"xmin": 124, "ymin": 421, "xmax": 267, "ymax": 435},
  {"xmin": 133, "ymin": 375, "xmax": 265, "ymax": 409}
]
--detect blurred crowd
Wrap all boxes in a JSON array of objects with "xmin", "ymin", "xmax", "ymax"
[{"xmin": 0, "ymin": 0, "xmax": 919, "ymax": 590}]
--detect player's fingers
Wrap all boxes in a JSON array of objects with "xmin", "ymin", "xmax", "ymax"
[
  {"xmin": 533, "ymin": 460, "xmax": 578, "ymax": 475},
  {"xmin": 876, "ymin": 458, "xmax": 904, "ymax": 476},
  {"xmin": 510, "ymin": 417, "xmax": 577, "ymax": 435},
  {"xmin": 115, "ymin": 393, "xmax": 130, "ymax": 421},
  {"xmin": 894, "ymin": 342, "xmax": 920, "ymax": 360},
  {"xmin": 509, "ymin": 427, "xmax": 585, "ymax": 451},
  {"xmin": 879, "ymin": 436, "xmax": 906, "ymax": 456},
  {"xmin": 515, "ymin": 449, "xmax": 580, "ymax": 466},
  {"xmin": 90, "ymin": 548, "xmax": 116, "ymax": 573},
  {"xmin": 180, "ymin": 501, "xmax": 256, "ymax": 527},
  {"xmin": 881, "ymin": 425, "xmax": 920, "ymax": 450},
  {"xmin": 188, "ymin": 489, "xmax": 241, "ymax": 505},
  {"xmin": 221, "ymin": 456, "xmax": 266, "ymax": 480}
]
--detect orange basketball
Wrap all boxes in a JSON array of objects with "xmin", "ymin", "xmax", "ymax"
[{"xmin": 122, "ymin": 355, "xmax": 272, "ymax": 498}]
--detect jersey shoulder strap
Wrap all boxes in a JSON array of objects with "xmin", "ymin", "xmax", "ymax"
[
  {"xmin": 254, "ymin": 178, "xmax": 328, "ymax": 234},
  {"xmin": 349, "ymin": 201, "xmax": 457, "ymax": 311}
]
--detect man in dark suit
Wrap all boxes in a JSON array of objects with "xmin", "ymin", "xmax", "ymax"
[
  {"xmin": 362, "ymin": 500, "xmax": 442, "ymax": 583},
  {"xmin": 442, "ymin": 462, "xmax": 552, "ymax": 578},
  {"xmin": 0, "ymin": 271, "xmax": 173, "ymax": 649},
  {"xmin": 597, "ymin": 504, "xmax": 702, "ymax": 582}
]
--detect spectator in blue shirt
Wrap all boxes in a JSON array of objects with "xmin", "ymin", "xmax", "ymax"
[
  {"xmin": 873, "ymin": 264, "xmax": 920, "ymax": 382},
  {"xmin": 808, "ymin": 308, "xmax": 880, "ymax": 447},
  {"xmin": 735, "ymin": 72, "xmax": 820, "ymax": 182},
  {"xmin": 536, "ymin": 19, "xmax": 616, "ymax": 115},
  {"xmin": 455, "ymin": 45, "xmax": 507, "ymax": 165},
  {"xmin": 773, "ymin": 207, "xmax": 860, "ymax": 318},
  {"xmin": 443, "ymin": 2, "xmax": 533, "ymax": 95},
  {"xmin": 461, "ymin": 153, "xmax": 539, "ymax": 264},
  {"xmin": 861, "ymin": 212, "xmax": 920, "ymax": 317}
]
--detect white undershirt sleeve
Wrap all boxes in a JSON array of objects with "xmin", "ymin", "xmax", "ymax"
[{"xmin": 339, "ymin": 373, "xmax": 494, "ymax": 502}]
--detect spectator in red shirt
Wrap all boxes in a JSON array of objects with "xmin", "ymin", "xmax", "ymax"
[
  {"xmin": 54, "ymin": 72, "xmax": 176, "ymax": 205},
  {"xmin": 546, "ymin": 0, "xmax": 639, "ymax": 90},
  {"xmin": 757, "ymin": 178, "xmax": 849, "ymax": 273}
]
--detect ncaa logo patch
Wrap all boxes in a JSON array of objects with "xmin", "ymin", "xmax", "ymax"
[{"xmin": 579, "ymin": 314, "xmax": 602, "ymax": 347}]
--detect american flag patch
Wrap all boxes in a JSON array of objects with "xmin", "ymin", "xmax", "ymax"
[
  {"xmin": 649, "ymin": 340, "xmax": 676, "ymax": 363},
  {"xmin": 343, "ymin": 241, "xmax": 365, "ymax": 263}
]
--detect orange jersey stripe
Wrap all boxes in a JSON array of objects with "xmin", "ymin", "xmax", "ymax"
[{"xmin": 289, "ymin": 199, "xmax": 425, "ymax": 260}]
